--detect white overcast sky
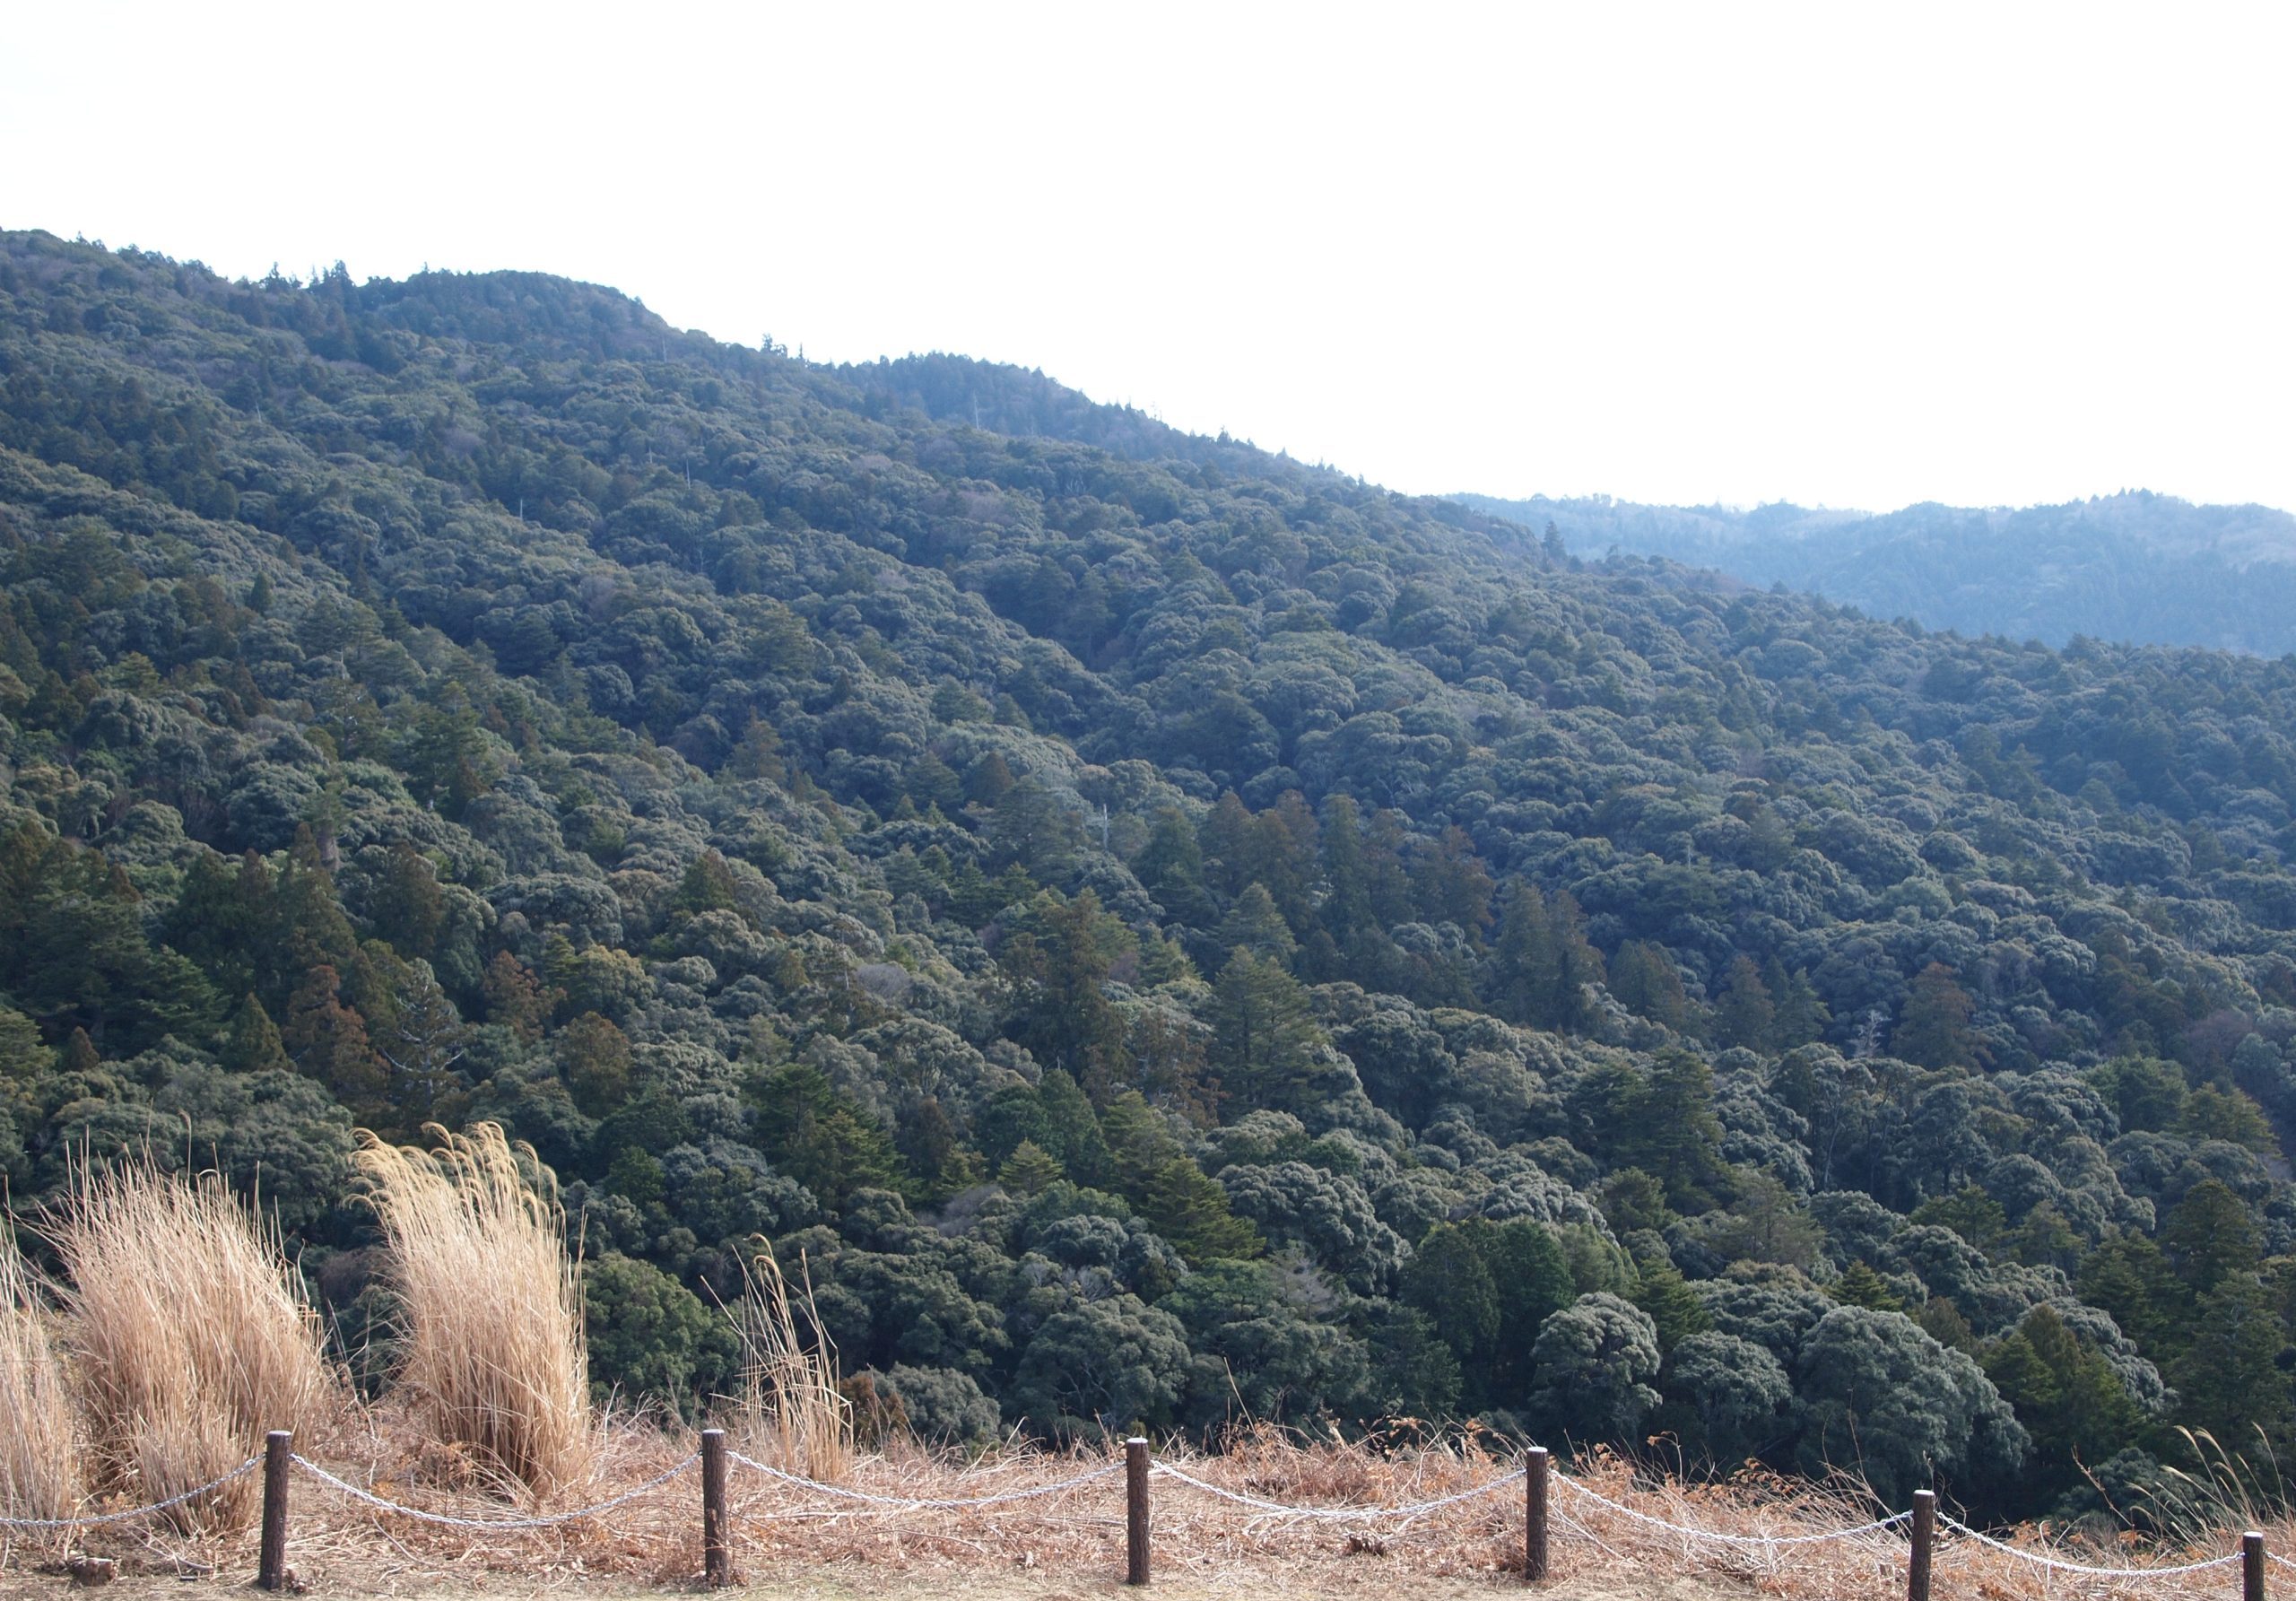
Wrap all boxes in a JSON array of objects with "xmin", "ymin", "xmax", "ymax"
[{"xmin": 5, "ymin": 3, "xmax": 2293, "ymax": 515}]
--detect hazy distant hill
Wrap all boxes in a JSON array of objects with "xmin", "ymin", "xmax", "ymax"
[{"xmin": 1459, "ymin": 491, "xmax": 2296, "ymax": 656}]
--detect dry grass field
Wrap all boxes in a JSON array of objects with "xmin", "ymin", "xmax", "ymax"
[
  {"xmin": 0, "ymin": 1428, "xmax": 2265, "ymax": 1601},
  {"xmin": 0, "ymin": 1571, "xmax": 1747, "ymax": 1601}
]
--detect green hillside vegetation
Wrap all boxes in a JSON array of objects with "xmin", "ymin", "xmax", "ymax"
[
  {"xmin": 11, "ymin": 231, "xmax": 2296, "ymax": 1525},
  {"xmin": 1461, "ymin": 491, "xmax": 2296, "ymax": 657}
]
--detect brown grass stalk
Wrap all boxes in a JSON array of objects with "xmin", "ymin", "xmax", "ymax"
[
  {"xmin": 726, "ymin": 1247, "xmax": 852, "ymax": 1480},
  {"xmin": 51, "ymin": 1155, "xmax": 331, "ymax": 1533},
  {"xmin": 0, "ymin": 1223, "xmax": 78, "ymax": 1535},
  {"xmin": 352, "ymin": 1122, "xmax": 590, "ymax": 1500}
]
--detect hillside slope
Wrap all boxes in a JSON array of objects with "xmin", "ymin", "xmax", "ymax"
[
  {"xmin": 1460, "ymin": 491, "xmax": 2296, "ymax": 655},
  {"xmin": 8, "ymin": 231, "xmax": 2296, "ymax": 1527}
]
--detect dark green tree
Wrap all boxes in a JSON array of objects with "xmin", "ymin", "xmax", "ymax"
[
  {"xmin": 1982, "ymin": 1305, "xmax": 2143, "ymax": 1509},
  {"xmin": 1205, "ymin": 951, "xmax": 1323, "ymax": 1114},
  {"xmin": 222, "ymin": 994, "xmax": 291, "ymax": 1075},
  {"xmin": 751, "ymin": 1061, "xmax": 907, "ymax": 1210},
  {"xmin": 1610, "ymin": 941, "xmax": 1692, "ymax": 1032},
  {"xmin": 1711, "ymin": 954, "xmax": 1777, "ymax": 1053},
  {"xmin": 2159, "ymin": 1179, "xmax": 2263, "ymax": 1292}
]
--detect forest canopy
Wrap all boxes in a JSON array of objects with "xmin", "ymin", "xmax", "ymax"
[{"xmin": 7, "ymin": 231, "xmax": 2296, "ymax": 1525}]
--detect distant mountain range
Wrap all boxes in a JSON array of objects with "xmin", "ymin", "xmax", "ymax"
[{"xmin": 1457, "ymin": 491, "xmax": 2296, "ymax": 657}]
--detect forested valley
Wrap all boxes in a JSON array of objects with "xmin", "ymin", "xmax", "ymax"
[{"xmin": 9, "ymin": 230, "xmax": 2296, "ymax": 1528}]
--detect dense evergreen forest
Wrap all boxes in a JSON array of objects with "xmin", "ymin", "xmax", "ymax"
[
  {"xmin": 13, "ymin": 230, "xmax": 2296, "ymax": 1526},
  {"xmin": 1461, "ymin": 491, "xmax": 2296, "ymax": 657}
]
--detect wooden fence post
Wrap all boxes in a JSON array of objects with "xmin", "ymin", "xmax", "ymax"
[
  {"xmin": 1126, "ymin": 1437, "xmax": 1150, "ymax": 1586},
  {"xmin": 1525, "ymin": 1446, "xmax": 1549, "ymax": 1583},
  {"xmin": 2245, "ymin": 1530, "xmax": 2265, "ymax": 1601},
  {"xmin": 1907, "ymin": 1489, "xmax": 1934, "ymax": 1601},
  {"xmin": 257, "ymin": 1431, "xmax": 291, "ymax": 1591},
  {"xmin": 702, "ymin": 1428, "xmax": 731, "ymax": 1588}
]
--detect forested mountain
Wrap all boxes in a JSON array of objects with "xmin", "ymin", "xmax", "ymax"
[
  {"xmin": 13, "ymin": 230, "xmax": 2296, "ymax": 1526},
  {"xmin": 1460, "ymin": 491, "xmax": 2296, "ymax": 657}
]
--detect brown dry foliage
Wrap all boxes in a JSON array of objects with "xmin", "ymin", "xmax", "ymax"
[
  {"xmin": 726, "ymin": 1249, "xmax": 853, "ymax": 1481},
  {"xmin": 0, "ymin": 1223, "xmax": 78, "ymax": 1537},
  {"xmin": 51, "ymin": 1156, "xmax": 332, "ymax": 1534},
  {"xmin": 352, "ymin": 1123, "xmax": 591, "ymax": 1501}
]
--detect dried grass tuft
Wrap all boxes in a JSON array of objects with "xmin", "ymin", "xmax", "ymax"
[
  {"xmin": 726, "ymin": 1247, "xmax": 851, "ymax": 1480},
  {"xmin": 352, "ymin": 1122, "xmax": 591, "ymax": 1500},
  {"xmin": 0, "ymin": 1223, "xmax": 78, "ymax": 1533},
  {"xmin": 2143, "ymin": 1425, "xmax": 2286, "ymax": 1545},
  {"xmin": 52, "ymin": 1155, "xmax": 330, "ymax": 1533}
]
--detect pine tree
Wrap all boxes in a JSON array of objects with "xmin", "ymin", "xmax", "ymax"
[
  {"xmin": 1892, "ymin": 961, "xmax": 1985, "ymax": 1069},
  {"xmin": 1983, "ymin": 1305, "xmax": 2143, "ymax": 1499},
  {"xmin": 1034, "ymin": 1069, "xmax": 1113, "ymax": 1185},
  {"xmin": 996, "ymin": 1139, "xmax": 1065, "ymax": 1194},
  {"xmin": 1542, "ymin": 891, "xmax": 1606, "ymax": 1032},
  {"xmin": 1399, "ymin": 1223, "xmax": 1500, "ymax": 1367},
  {"xmin": 1630, "ymin": 1258, "xmax": 1713, "ymax": 1353},
  {"xmin": 1361, "ymin": 808, "xmax": 1416, "ymax": 927},
  {"xmin": 1765, "ymin": 958, "xmax": 1831, "ymax": 1048},
  {"xmin": 1624, "ymin": 1049, "xmax": 1730, "ymax": 1209},
  {"xmin": 752, "ymin": 1060, "xmax": 907, "ymax": 1209},
  {"xmin": 1140, "ymin": 1157, "xmax": 1263, "ymax": 1260},
  {"xmin": 370, "ymin": 842, "xmax": 447, "ymax": 958},
  {"xmin": 1914, "ymin": 1297, "xmax": 1979, "ymax": 1353},
  {"xmin": 1198, "ymin": 791, "xmax": 1257, "ymax": 902},
  {"xmin": 558, "ymin": 1011, "xmax": 631, "ymax": 1115},
  {"xmin": 1244, "ymin": 791, "xmax": 1320, "ymax": 930},
  {"xmin": 482, "ymin": 950, "xmax": 552, "ymax": 1040},
  {"xmin": 222, "ymin": 993, "xmax": 290, "ymax": 1074},
  {"xmin": 1135, "ymin": 805, "xmax": 1214, "ymax": 926},
  {"xmin": 894, "ymin": 1097, "xmax": 980, "ymax": 1199},
  {"xmin": 2076, "ymin": 1234, "xmax": 2179, "ymax": 1353},
  {"xmin": 725, "ymin": 714, "xmax": 787, "ymax": 782},
  {"xmin": 1097, "ymin": 1090, "xmax": 1178, "ymax": 1194},
  {"xmin": 1831, "ymin": 1261, "xmax": 1902, "ymax": 1311},
  {"xmin": 1316, "ymin": 795, "xmax": 1377, "ymax": 949},
  {"xmin": 1909, "ymin": 1185, "xmax": 2007, "ymax": 1251},
  {"xmin": 1213, "ymin": 883, "xmax": 1298, "ymax": 969},
  {"xmin": 987, "ymin": 777, "xmax": 1082, "ymax": 878},
  {"xmin": 964, "ymin": 751, "xmax": 1014, "ymax": 807},
  {"xmin": 674, "ymin": 848, "xmax": 743, "ymax": 918},
  {"xmin": 1475, "ymin": 1220, "xmax": 1579, "ymax": 1404},
  {"xmin": 906, "ymin": 752, "xmax": 963, "ymax": 813},
  {"xmin": 2171, "ymin": 1275, "xmax": 2296, "ymax": 1445},
  {"xmin": 2160, "ymin": 1179, "xmax": 2262, "ymax": 1292},
  {"xmin": 1207, "ymin": 950, "xmax": 1323, "ymax": 1112},
  {"xmin": 1488, "ymin": 879, "xmax": 1553, "ymax": 1025},
  {"xmin": 1408, "ymin": 825, "xmax": 1494, "ymax": 936},
  {"xmin": 1711, "ymin": 954, "xmax": 1777, "ymax": 1052},
  {"xmin": 375, "ymin": 960, "xmax": 468, "ymax": 1135},
  {"xmin": 1610, "ymin": 940, "xmax": 1692, "ymax": 1031},
  {"xmin": 282, "ymin": 964, "xmax": 386, "ymax": 1118},
  {"xmin": 279, "ymin": 826, "xmax": 363, "ymax": 986},
  {"xmin": 62, "ymin": 1027, "xmax": 100, "ymax": 1078},
  {"xmin": 1007, "ymin": 892, "xmax": 1130, "ymax": 1098}
]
